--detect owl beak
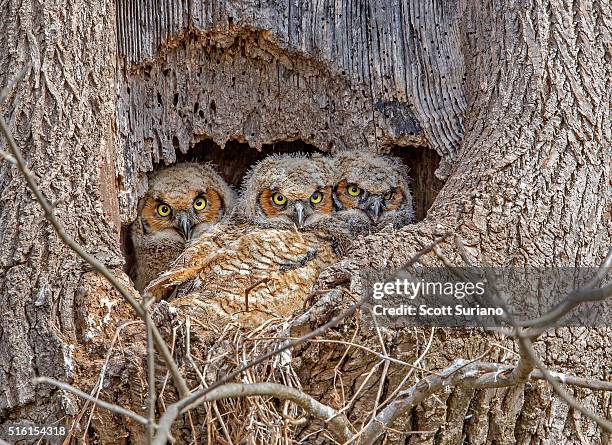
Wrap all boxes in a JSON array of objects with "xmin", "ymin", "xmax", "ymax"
[
  {"xmin": 176, "ymin": 212, "xmax": 194, "ymax": 240},
  {"xmin": 366, "ymin": 196, "xmax": 384, "ymax": 223},
  {"xmin": 293, "ymin": 202, "xmax": 305, "ymax": 229}
]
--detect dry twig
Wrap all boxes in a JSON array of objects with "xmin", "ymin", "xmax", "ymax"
[
  {"xmin": 34, "ymin": 378, "xmax": 151, "ymax": 427},
  {"xmin": 0, "ymin": 68, "xmax": 189, "ymax": 398},
  {"xmin": 454, "ymin": 237, "xmax": 612, "ymax": 433},
  {"xmin": 5, "ymin": 65, "xmax": 610, "ymax": 442}
]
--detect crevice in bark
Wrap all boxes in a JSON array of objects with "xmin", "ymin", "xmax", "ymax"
[{"xmin": 389, "ymin": 145, "xmax": 444, "ymax": 222}]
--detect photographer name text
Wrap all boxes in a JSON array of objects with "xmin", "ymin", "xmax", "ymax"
[{"xmin": 371, "ymin": 279, "xmax": 504, "ymax": 318}]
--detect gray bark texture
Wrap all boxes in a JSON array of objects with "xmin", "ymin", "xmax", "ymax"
[
  {"xmin": 0, "ymin": 0, "xmax": 610, "ymax": 444},
  {"xmin": 0, "ymin": 0, "xmax": 121, "ymax": 436}
]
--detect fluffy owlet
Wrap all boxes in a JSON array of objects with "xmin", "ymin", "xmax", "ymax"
[
  {"xmin": 232, "ymin": 153, "xmax": 335, "ymax": 229},
  {"xmin": 129, "ymin": 163, "xmax": 235, "ymax": 291},
  {"xmin": 146, "ymin": 153, "xmax": 351, "ymax": 333},
  {"xmin": 332, "ymin": 151, "xmax": 414, "ymax": 230}
]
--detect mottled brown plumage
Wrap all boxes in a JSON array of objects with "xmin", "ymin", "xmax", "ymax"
[
  {"xmin": 146, "ymin": 154, "xmax": 351, "ymax": 334},
  {"xmin": 332, "ymin": 151, "xmax": 414, "ymax": 230},
  {"xmin": 130, "ymin": 163, "xmax": 235, "ymax": 291}
]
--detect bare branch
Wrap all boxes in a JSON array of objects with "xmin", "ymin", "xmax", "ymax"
[
  {"xmin": 520, "ymin": 282, "xmax": 612, "ymax": 337},
  {"xmin": 403, "ymin": 233, "xmax": 451, "ymax": 268},
  {"xmin": 516, "ymin": 248, "xmax": 612, "ymax": 333},
  {"xmin": 184, "ymin": 290, "xmax": 364, "ymax": 412},
  {"xmin": 0, "ymin": 149, "xmax": 16, "ymax": 164},
  {"xmin": 455, "ymin": 237, "xmax": 612, "ymax": 432},
  {"xmin": 356, "ymin": 352, "xmax": 612, "ymax": 445},
  {"xmin": 78, "ymin": 321, "xmax": 141, "ymax": 443},
  {"xmin": 530, "ymin": 370, "xmax": 612, "ymax": 391},
  {"xmin": 0, "ymin": 64, "xmax": 29, "ymax": 104},
  {"xmin": 454, "ymin": 237, "xmax": 536, "ymax": 384},
  {"xmin": 152, "ymin": 287, "xmax": 365, "ymax": 444},
  {"xmin": 34, "ymin": 377, "xmax": 151, "ymax": 427},
  {"xmin": 516, "ymin": 334, "xmax": 612, "ymax": 432},
  {"xmin": 250, "ymin": 336, "xmax": 441, "ymax": 375},
  {"xmin": 0, "ymin": 81, "xmax": 190, "ymax": 399},
  {"xmin": 375, "ymin": 327, "xmax": 436, "ymax": 412},
  {"xmin": 217, "ymin": 383, "xmax": 349, "ymax": 440},
  {"xmin": 0, "ymin": 65, "xmax": 29, "ymax": 165},
  {"xmin": 153, "ymin": 383, "xmax": 354, "ymax": 445},
  {"xmin": 358, "ymin": 360, "xmax": 500, "ymax": 444},
  {"xmin": 151, "ymin": 235, "xmax": 469, "ymax": 444},
  {"xmin": 144, "ymin": 298, "xmax": 157, "ymax": 442}
]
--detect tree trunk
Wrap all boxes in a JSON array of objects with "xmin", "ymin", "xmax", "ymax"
[
  {"xmin": 0, "ymin": 0, "xmax": 609, "ymax": 444},
  {"xmin": 0, "ymin": 0, "xmax": 121, "ymax": 436}
]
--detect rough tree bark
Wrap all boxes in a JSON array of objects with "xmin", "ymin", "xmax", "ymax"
[
  {"xmin": 0, "ymin": 0, "xmax": 610, "ymax": 444},
  {"xmin": 0, "ymin": 0, "xmax": 121, "ymax": 436}
]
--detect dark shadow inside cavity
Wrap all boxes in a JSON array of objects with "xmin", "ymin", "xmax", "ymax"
[
  {"xmin": 179, "ymin": 140, "xmax": 443, "ymax": 222},
  {"xmin": 388, "ymin": 145, "xmax": 444, "ymax": 221},
  {"xmin": 177, "ymin": 139, "xmax": 323, "ymax": 187},
  {"xmin": 121, "ymin": 139, "xmax": 323, "ymax": 280}
]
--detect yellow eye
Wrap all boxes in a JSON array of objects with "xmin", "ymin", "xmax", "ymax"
[
  {"xmin": 193, "ymin": 197, "xmax": 207, "ymax": 211},
  {"xmin": 310, "ymin": 191, "xmax": 323, "ymax": 204},
  {"xmin": 347, "ymin": 184, "xmax": 362, "ymax": 197},
  {"xmin": 272, "ymin": 192, "xmax": 287, "ymax": 206},
  {"xmin": 384, "ymin": 191, "xmax": 394, "ymax": 201},
  {"xmin": 157, "ymin": 204, "xmax": 171, "ymax": 217}
]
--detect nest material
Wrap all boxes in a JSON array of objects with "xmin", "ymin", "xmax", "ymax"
[
  {"xmin": 175, "ymin": 316, "xmax": 313, "ymax": 444},
  {"xmin": 147, "ymin": 287, "xmax": 365, "ymax": 444},
  {"xmin": 75, "ymin": 284, "xmax": 440, "ymax": 444}
]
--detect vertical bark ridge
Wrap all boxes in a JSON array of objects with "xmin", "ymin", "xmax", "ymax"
[{"xmin": 0, "ymin": 0, "xmax": 119, "ymax": 427}]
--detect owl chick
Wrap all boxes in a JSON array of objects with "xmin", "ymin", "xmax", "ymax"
[
  {"xmin": 332, "ymin": 151, "xmax": 414, "ymax": 230},
  {"xmin": 146, "ymin": 154, "xmax": 350, "ymax": 332},
  {"xmin": 130, "ymin": 163, "xmax": 235, "ymax": 291},
  {"xmin": 233, "ymin": 152, "xmax": 335, "ymax": 230}
]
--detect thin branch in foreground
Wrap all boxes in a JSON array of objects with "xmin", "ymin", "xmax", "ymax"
[
  {"xmin": 454, "ymin": 237, "xmax": 612, "ymax": 433},
  {"xmin": 0, "ymin": 73, "xmax": 189, "ymax": 398},
  {"xmin": 0, "ymin": 148, "xmax": 16, "ymax": 164},
  {"xmin": 453, "ymin": 237, "xmax": 535, "ymax": 385},
  {"xmin": 188, "ymin": 383, "xmax": 352, "ymax": 442},
  {"xmin": 517, "ymin": 247, "xmax": 612, "ymax": 331},
  {"xmin": 0, "ymin": 66, "xmax": 29, "ymax": 165},
  {"xmin": 78, "ymin": 320, "xmax": 141, "ymax": 444},
  {"xmin": 6, "ymin": 63, "xmax": 609, "ymax": 445},
  {"xmin": 375, "ymin": 327, "xmax": 436, "ymax": 413},
  {"xmin": 516, "ymin": 334, "xmax": 612, "ymax": 432},
  {"xmin": 355, "ymin": 350, "xmax": 612, "ymax": 445},
  {"xmin": 403, "ymin": 233, "xmax": 452, "ymax": 268},
  {"xmin": 521, "ymin": 282, "xmax": 612, "ymax": 338},
  {"xmin": 249, "ymin": 336, "xmax": 441, "ymax": 375},
  {"xmin": 153, "ymin": 287, "xmax": 364, "ymax": 445},
  {"xmin": 186, "ymin": 289, "xmax": 363, "ymax": 409},
  {"xmin": 34, "ymin": 377, "xmax": 151, "ymax": 427},
  {"xmin": 530, "ymin": 370, "xmax": 612, "ymax": 392},
  {"xmin": 0, "ymin": 65, "xmax": 30, "ymax": 103},
  {"xmin": 144, "ymin": 298, "xmax": 157, "ymax": 442},
  {"xmin": 151, "ymin": 235, "xmax": 457, "ymax": 445},
  {"xmin": 357, "ymin": 360, "xmax": 499, "ymax": 445}
]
